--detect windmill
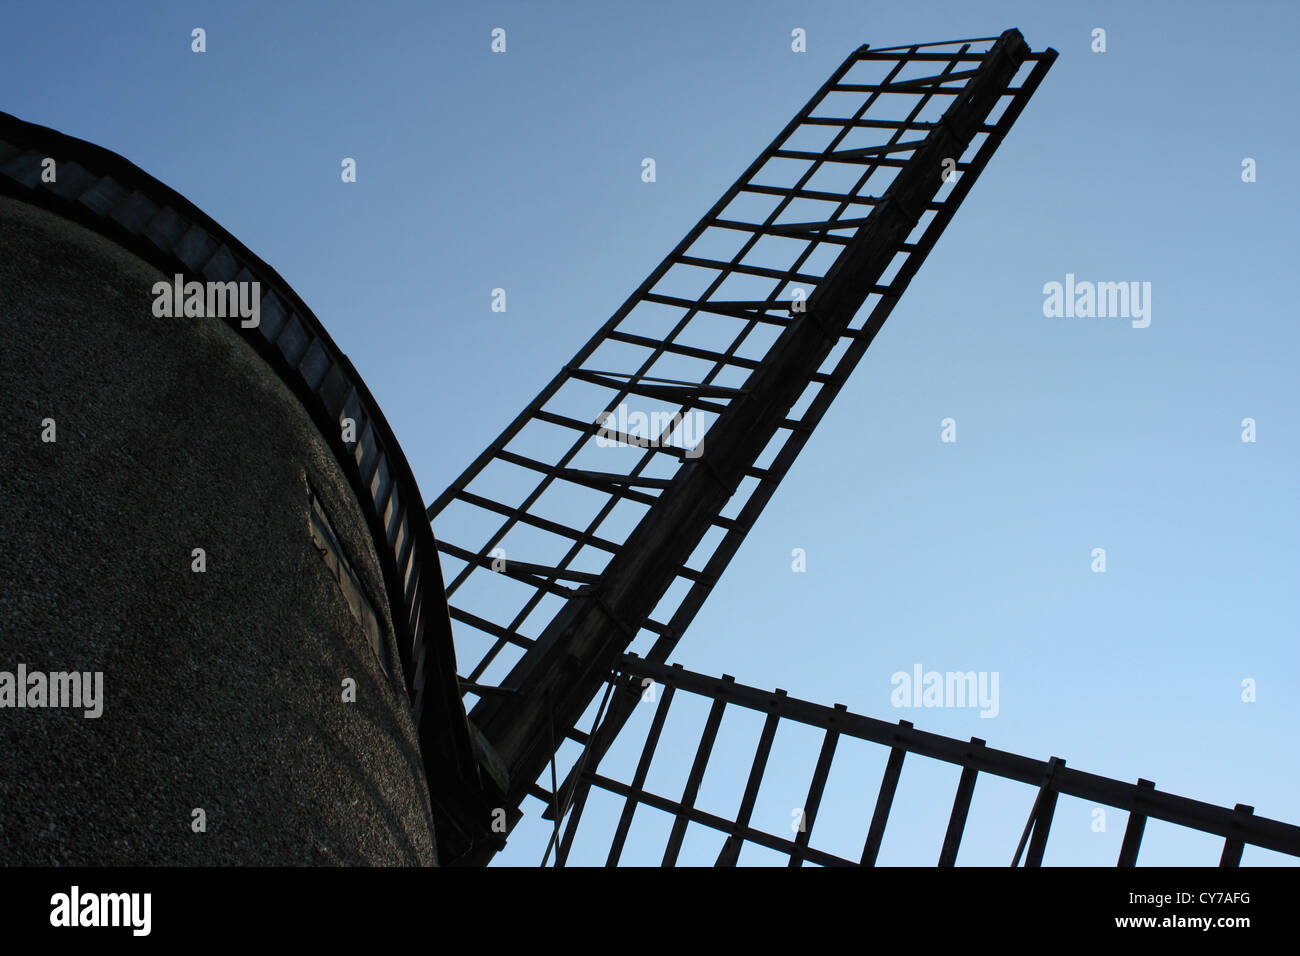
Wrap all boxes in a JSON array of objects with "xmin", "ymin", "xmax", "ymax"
[
  {"xmin": 4, "ymin": 26, "xmax": 1295, "ymax": 869},
  {"xmin": 422, "ymin": 28, "xmax": 1300, "ymax": 867}
]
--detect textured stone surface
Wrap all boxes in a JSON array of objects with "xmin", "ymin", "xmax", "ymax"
[{"xmin": 0, "ymin": 195, "xmax": 436, "ymax": 865}]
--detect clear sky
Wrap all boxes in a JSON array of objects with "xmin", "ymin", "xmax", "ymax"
[{"xmin": 4, "ymin": 0, "xmax": 1297, "ymax": 867}]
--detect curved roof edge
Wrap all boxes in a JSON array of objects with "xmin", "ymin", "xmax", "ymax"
[{"xmin": 0, "ymin": 109, "xmax": 498, "ymax": 863}]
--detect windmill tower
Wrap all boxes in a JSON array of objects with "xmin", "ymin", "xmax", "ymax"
[{"xmin": 4, "ymin": 27, "xmax": 1296, "ymax": 868}]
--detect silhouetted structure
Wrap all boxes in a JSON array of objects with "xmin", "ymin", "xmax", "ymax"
[
  {"xmin": 3, "ymin": 29, "xmax": 1297, "ymax": 867},
  {"xmin": 0, "ymin": 110, "xmax": 493, "ymax": 865},
  {"xmin": 425, "ymin": 30, "xmax": 1300, "ymax": 866}
]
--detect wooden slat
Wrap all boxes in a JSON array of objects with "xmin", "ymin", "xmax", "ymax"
[
  {"xmin": 861, "ymin": 722, "xmax": 911, "ymax": 865},
  {"xmin": 1220, "ymin": 804, "xmax": 1254, "ymax": 867},
  {"xmin": 938, "ymin": 737, "xmax": 984, "ymax": 866},
  {"xmin": 1117, "ymin": 778, "xmax": 1155, "ymax": 867},
  {"xmin": 789, "ymin": 708, "xmax": 844, "ymax": 867},
  {"xmin": 607, "ymin": 680, "xmax": 678, "ymax": 866},
  {"xmin": 662, "ymin": 684, "xmax": 730, "ymax": 865},
  {"xmin": 716, "ymin": 699, "xmax": 784, "ymax": 867}
]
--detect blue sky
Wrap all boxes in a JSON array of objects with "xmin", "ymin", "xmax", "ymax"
[{"xmin": 5, "ymin": 1, "xmax": 1298, "ymax": 866}]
